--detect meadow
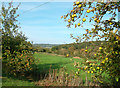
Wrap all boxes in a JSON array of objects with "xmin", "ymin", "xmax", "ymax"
[
  {"xmin": 2, "ymin": 52, "xmax": 110, "ymax": 86},
  {"xmin": 33, "ymin": 53, "xmax": 92, "ymax": 80}
]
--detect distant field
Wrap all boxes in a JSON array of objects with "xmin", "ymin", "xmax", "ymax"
[{"xmin": 33, "ymin": 44, "xmax": 61, "ymax": 48}]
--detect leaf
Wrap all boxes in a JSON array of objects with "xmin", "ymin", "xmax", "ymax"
[
  {"xmin": 115, "ymin": 77, "xmax": 119, "ymax": 82},
  {"xmin": 75, "ymin": 24, "xmax": 77, "ymax": 28}
]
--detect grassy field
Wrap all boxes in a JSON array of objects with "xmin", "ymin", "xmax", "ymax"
[
  {"xmin": 2, "ymin": 52, "xmax": 109, "ymax": 86},
  {"xmin": 33, "ymin": 53, "xmax": 94, "ymax": 81}
]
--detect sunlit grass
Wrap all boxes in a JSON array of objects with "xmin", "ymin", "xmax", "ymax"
[{"xmin": 33, "ymin": 53, "xmax": 94, "ymax": 82}]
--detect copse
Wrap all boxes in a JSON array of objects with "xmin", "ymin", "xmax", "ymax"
[
  {"xmin": 1, "ymin": 2, "xmax": 35, "ymax": 76},
  {"xmin": 62, "ymin": 0, "xmax": 120, "ymax": 86}
]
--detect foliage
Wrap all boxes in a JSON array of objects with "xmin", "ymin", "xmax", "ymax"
[
  {"xmin": 1, "ymin": 2, "xmax": 35, "ymax": 76},
  {"xmin": 62, "ymin": 1, "xmax": 120, "ymax": 86},
  {"xmin": 51, "ymin": 41, "xmax": 106, "ymax": 58},
  {"xmin": 34, "ymin": 46, "xmax": 52, "ymax": 53}
]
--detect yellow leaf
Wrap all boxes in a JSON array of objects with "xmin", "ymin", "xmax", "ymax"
[
  {"xmin": 99, "ymin": 47, "xmax": 102, "ymax": 50},
  {"xmin": 91, "ymin": 71, "xmax": 93, "ymax": 73},
  {"xmin": 115, "ymin": 77, "xmax": 119, "ymax": 82},
  {"xmin": 97, "ymin": 67, "xmax": 100, "ymax": 69}
]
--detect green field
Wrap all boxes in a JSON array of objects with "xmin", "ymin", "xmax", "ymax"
[
  {"xmin": 2, "ymin": 52, "xmax": 109, "ymax": 86},
  {"xmin": 33, "ymin": 53, "xmax": 93, "ymax": 80}
]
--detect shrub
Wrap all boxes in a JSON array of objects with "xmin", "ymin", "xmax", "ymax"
[{"xmin": 1, "ymin": 2, "xmax": 35, "ymax": 76}]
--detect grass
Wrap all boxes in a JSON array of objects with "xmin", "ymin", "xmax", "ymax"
[
  {"xmin": 33, "ymin": 52, "xmax": 94, "ymax": 82},
  {"xmin": 33, "ymin": 52, "xmax": 111, "ymax": 85},
  {"xmin": 2, "ymin": 52, "xmax": 109, "ymax": 86},
  {"xmin": 2, "ymin": 77, "xmax": 35, "ymax": 86},
  {"xmin": 35, "ymin": 67, "xmax": 98, "ymax": 86}
]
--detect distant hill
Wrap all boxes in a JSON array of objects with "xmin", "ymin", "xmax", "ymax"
[
  {"xmin": 33, "ymin": 41, "xmax": 107, "ymax": 58},
  {"xmin": 50, "ymin": 41, "xmax": 107, "ymax": 58},
  {"xmin": 33, "ymin": 44, "xmax": 62, "ymax": 48},
  {"xmin": 51, "ymin": 41, "xmax": 107, "ymax": 51}
]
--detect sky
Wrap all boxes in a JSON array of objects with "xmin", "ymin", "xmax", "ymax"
[
  {"xmin": 0, "ymin": 1, "xmax": 119, "ymax": 44},
  {"xmin": 19, "ymin": 2, "xmax": 79, "ymax": 44},
  {"xmin": 14, "ymin": 2, "xmax": 87, "ymax": 44}
]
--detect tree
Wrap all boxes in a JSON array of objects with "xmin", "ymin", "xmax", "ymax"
[
  {"xmin": 62, "ymin": 1, "xmax": 120, "ymax": 86},
  {"xmin": 1, "ymin": 2, "xmax": 35, "ymax": 76}
]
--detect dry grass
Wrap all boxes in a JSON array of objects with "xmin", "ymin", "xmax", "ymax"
[{"xmin": 35, "ymin": 68, "xmax": 100, "ymax": 86}]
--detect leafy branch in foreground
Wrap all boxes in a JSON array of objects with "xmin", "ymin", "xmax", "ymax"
[{"xmin": 62, "ymin": 1, "xmax": 120, "ymax": 86}]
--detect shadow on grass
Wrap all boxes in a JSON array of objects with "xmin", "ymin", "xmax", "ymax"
[
  {"xmin": 29, "ymin": 61, "xmax": 72, "ymax": 81},
  {"xmin": 2, "ymin": 61, "xmax": 72, "ymax": 82}
]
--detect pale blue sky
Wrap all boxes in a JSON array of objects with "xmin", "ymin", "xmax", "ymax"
[
  {"xmin": 1, "ymin": 2, "xmax": 118, "ymax": 44},
  {"xmin": 17, "ymin": 2, "xmax": 87, "ymax": 44}
]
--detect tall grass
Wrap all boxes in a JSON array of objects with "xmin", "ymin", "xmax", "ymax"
[{"xmin": 35, "ymin": 67, "xmax": 99, "ymax": 86}]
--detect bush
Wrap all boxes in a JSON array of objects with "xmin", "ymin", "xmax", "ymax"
[{"xmin": 1, "ymin": 2, "xmax": 35, "ymax": 76}]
